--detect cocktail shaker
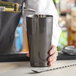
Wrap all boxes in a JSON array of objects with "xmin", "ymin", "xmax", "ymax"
[{"xmin": 26, "ymin": 14, "xmax": 53, "ymax": 67}]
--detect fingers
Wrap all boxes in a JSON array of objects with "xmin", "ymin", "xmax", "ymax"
[
  {"xmin": 48, "ymin": 51, "xmax": 58, "ymax": 62},
  {"xmin": 48, "ymin": 57, "xmax": 57, "ymax": 66},
  {"xmin": 48, "ymin": 45, "xmax": 58, "ymax": 66},
  {"xmin": 49, "ymin": 45, "xmax": 57, "ymax": 55}
]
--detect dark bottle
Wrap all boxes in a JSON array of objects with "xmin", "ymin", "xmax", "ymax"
[{"xmin": 26, "ymin": 14, "xmax": 53, "ymax": 67}]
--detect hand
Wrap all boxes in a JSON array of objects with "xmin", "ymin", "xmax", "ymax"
[{"xmin": 48, "ymin": 45, "xmax": 58, "ymax": 66}]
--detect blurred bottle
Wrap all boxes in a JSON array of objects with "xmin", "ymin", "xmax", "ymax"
[
  {"xmin": 68, "ymin": 0, "xmax": 76, "ymax": 48},
  {"xmin": 0, "ymin": 1, "xmax": 21, "ymax": 12},
  {"xmin": 21, "ymin": 1, "xmax": 36, "ymax": 54},
  {"xmin": 15, "ymin": 17, "xmax": 23, "ymax": 52},
  {"xmin": 57, "ymin": 28, "xmax": 68, "ymax": 51},
  {"xmin": 21, "ymin": 22, "xmax": 29, "ymax": 53}
]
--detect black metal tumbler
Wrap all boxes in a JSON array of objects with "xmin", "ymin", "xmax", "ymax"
[{"xmin": 26, "ymin": 14, "xmax": 53, "ymax": 67}]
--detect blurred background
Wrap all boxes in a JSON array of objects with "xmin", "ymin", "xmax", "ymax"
[
  {"xmin": 0, "ymin": 0, "xmax": 76, "ymax": 54},
  {"xmin": 14, "ymin": 0, "xmax": 76, "ymax": 52},
  {"xmin": 53, "ymin": 0, "xmax": 76, "ymax": 51}
]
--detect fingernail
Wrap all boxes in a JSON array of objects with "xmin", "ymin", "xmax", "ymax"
[
  {"xmin": 48, "ymin": 57, "xmax": 51, "ymax": 61},
  {"xmin": 48, "ymin": 56, "xmax": 53, "ymax": 61},
  {"xmin": 49, "ymin": 51, "xmax": 51, "ymax": 55},
  {"xmin": 49, "ymin": 49, "xmax": 54, "ymax": 55}
]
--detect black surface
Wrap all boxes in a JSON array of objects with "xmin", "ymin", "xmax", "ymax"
[
  {"xmin": 57, "ymin": 52, "xmax": 76, "ymax": 60},
  {"xmin": 0, "ymin": 52, "xmax": 76, "ymax": 62},
  {"xmin": 0, "ymin": 53, "xmax": 30, "ymax": 62}
]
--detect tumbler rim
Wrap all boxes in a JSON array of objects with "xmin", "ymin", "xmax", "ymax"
[{"xmin": 26, "ymin": 14, "xmax": 53, "ymax": 18}]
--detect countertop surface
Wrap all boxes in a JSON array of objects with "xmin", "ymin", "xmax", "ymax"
[{"xmin": 0, "ymin": 60, "xmax": 76, "ymax": 76}]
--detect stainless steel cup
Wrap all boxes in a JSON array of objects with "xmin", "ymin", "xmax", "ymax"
[{"xmin": 26, "ymin": 14, "xmax": 53, "ymax": 67}]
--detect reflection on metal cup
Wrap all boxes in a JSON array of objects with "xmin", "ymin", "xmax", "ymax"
[{"xmin": 26, "ymin": 14, "xmax": 53, "ymax": 67}]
